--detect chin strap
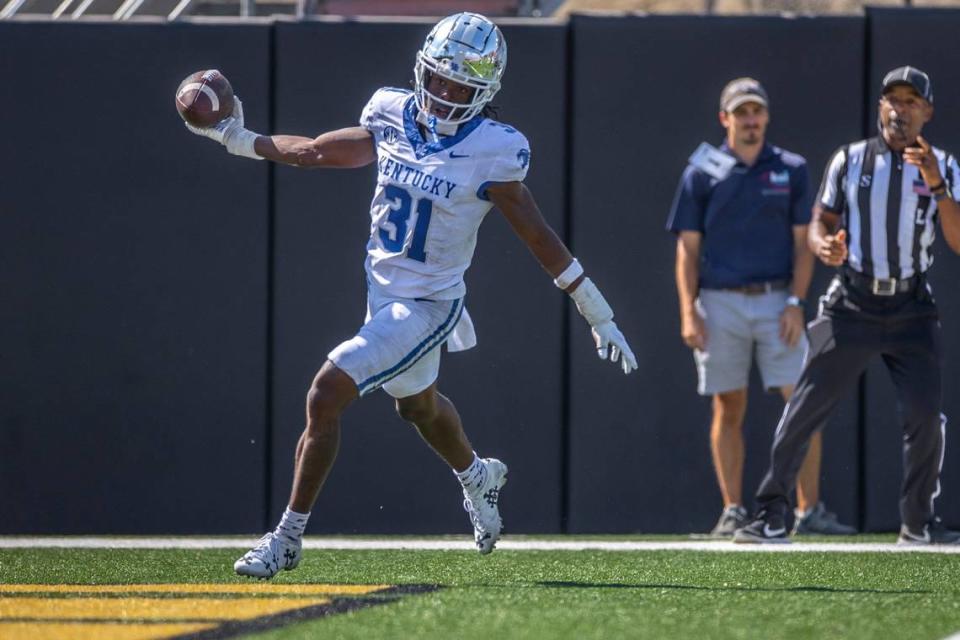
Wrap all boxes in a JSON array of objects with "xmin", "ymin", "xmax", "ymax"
[{"xmin": 417, "ymin": 109, "xmax": 459, "ymax": 138}]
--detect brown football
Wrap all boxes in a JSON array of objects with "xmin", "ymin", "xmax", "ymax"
[{"xmin": 175, "ymin": 69, "xmax": 234, "ymax": 128}]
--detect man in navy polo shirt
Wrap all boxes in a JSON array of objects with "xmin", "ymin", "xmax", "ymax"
[{"xmin": 667, "ymin": 77, "xmax": 855, "ymax": 537}]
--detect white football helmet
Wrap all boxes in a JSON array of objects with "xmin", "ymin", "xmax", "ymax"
[{"xmin": 414, "ymin": 12, "xmax": 507, "ymax": 126}]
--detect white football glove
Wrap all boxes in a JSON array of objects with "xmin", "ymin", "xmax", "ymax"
[
  {"xmin": 592, "ymin": 320, "xmax": 638, "ymax": 375},
  {"xmin": 569, "ymin": 278, "xmax": 638, "ymax": 375},
  {"xmin": 185, "ymin": 96, "xmax": 262, "ymax": 160}
]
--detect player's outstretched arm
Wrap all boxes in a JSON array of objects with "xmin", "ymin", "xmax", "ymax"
[
  {"xmin": 487, "ymin": 181, "xmax": 637, "ymax": 374},
  {"xmin": 186, "ymin": 96, "xmax": 376, "ymax": 169},
  {"xmin": 255, "ymin": 128, "xmax": 376, "ymax": 169}
]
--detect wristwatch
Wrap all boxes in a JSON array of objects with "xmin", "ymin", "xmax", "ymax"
[
  {"xmin": 786, "ymin": 295, "xmax": 805, "ymax": 308},
  {"xmin": 928, "ymin": 179, "xmax": 951, "ymax": 201}
]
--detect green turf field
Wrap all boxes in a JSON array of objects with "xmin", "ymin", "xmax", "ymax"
[{"xmin": 3, "ymin": 541, "xmax": 960, "ymax": 639}]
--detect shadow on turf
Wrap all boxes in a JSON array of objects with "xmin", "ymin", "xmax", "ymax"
[
  {"xmin": 538, "ymin": 581, "xmax": 930, "ymax": 595},
  {"xmin": 165, "ymin": 585, "xmax": 441, "ymax": 640}
]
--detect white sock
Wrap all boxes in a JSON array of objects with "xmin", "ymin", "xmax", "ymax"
[
  {"xmin": 455, "ymin": 454, "xmax": 487, "ymax": 494},
  {"xmin": 275, "ymin": 507, "xmax": 310, "ymax": 540}
]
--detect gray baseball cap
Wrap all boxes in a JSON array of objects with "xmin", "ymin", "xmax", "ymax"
[
  {"xmin": 881, "ymin": 66, "xmax": 933, "ymax": 103},
  {"xmin": 720, "ymin": 77, "xmax": 769, "ymax": 112}
]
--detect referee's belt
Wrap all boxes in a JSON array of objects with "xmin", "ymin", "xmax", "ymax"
[
  {"xmin": 720, "ymin": 279, "xmax": 790, "ymax": 294},
  {"xmin": 842, "ymin": 267, "xmax": 921, "ymax": 296}
]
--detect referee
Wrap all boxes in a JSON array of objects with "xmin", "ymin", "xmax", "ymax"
[{"xmin": 734, "ymin": 66, "xmax": 960, "ymax": 545}]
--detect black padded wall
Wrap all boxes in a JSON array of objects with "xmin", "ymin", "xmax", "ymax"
[
  {"xmin": 0, "ymin": 21, "xmax": 272, "ymax": 533},
  {"xmin": 8, "ymin": 12, "xmax": 960, "ymax": 535},
  {"xmin": 269, "ymin": 19, "xmax": 568, "ymax": 534},
  {"xmin": 566, "ymin": 15, "xmax": 865, "ymax": 532},
  {"xmin": 863, "ymin": 8, "xmax": 960, "ymax": 531}
]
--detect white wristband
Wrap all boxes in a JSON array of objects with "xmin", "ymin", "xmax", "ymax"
[
  {"xmin": 568, "ymin": 277, "xmax": 614, "ymax": 327},
  {"xmin": 553, "ymin": 259, "xmax": 584, "ymax": 289},
  {"xmin": 224, "ymin": 127, "xmax": 263, "ymax": 160}
]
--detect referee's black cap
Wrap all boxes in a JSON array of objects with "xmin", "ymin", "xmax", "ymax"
[{"xmin": 881, "ymin": 66, "xmax": 933, "ymax": 103}]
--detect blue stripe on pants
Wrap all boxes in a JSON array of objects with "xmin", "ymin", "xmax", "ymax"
[{"xmin": 357, "ymin": 298, "xmax": 463, "ymax": 395}]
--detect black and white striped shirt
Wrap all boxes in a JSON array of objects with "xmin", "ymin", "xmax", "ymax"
[{"xmin": 817, "ymin": 136, "xmax": 960, "ymax": 279}]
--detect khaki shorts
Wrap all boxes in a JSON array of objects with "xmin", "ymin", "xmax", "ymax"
[{"xmin": 694, "ymin": 288, "xmax": 807, "ymax": 395}]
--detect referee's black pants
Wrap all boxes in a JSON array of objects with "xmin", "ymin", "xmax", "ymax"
[{"xmin": 755, "ymin": 274, "xmax": 945, "ymax": 529}]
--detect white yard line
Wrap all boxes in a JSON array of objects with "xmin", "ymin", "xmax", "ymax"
[{"xmin": 1, "ymin": 537, "xmax": 960, "ymax": 553}]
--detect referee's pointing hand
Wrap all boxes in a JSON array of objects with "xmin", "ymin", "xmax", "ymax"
[
  {"xmin": 818, "ymin": 229, "xmax": 847, "ymax": 267},
  {"xmin": 904, "ymin": 136, "xmax": 943, "ymax": 187}
]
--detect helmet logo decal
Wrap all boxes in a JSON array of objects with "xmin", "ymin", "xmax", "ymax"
[{"xmin": 464, "ymin": 58, "xmax": 497, "ymax": 80}]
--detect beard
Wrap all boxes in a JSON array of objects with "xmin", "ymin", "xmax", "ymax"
[
  {"xmin": 880, "ymin": 109, "xmax": 916, "ymax": 146},
  {"xmin": 882, "ymin": 119, "xmax": 914, "ymax": 146},
  {"xmin": 889, "ymin": 125, "xmax": 909, "ymax": 141}
]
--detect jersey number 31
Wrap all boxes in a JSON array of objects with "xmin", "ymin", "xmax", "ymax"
[{"xmin": 379, "ymin": 184, "xmax": 433, "ymax": 263}]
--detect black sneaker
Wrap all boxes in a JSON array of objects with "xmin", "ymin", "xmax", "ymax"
[
  {"xmin": 897, "ymin": 517, "xmax": 960, "ymax": 546},
  {"xmin": 710, "ymin": 505, "xmax": 748, "ymax": 538},
  {"xmin": 792, "ymin": 502, "xmax": 857, "ymax": 535},
  {"xmin": 733, "ymin": 510, "xmax": 791, "ymax": 544}
]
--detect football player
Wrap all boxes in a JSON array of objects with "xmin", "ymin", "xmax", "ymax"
[{"xmin": 187, "ymin": 12, "xmax": 636, "ymax": 578}]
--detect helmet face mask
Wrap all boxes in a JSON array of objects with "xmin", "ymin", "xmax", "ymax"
[{"xmin": 414, "ymin": 12, "xmax": 507, "ymax": 126}]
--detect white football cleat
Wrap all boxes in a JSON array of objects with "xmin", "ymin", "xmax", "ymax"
[
  {"xmin": 463, "ymin": 458, "xmax": 508, "ymax": 555},
  {"xmin": 234, "ymin": 532, "xmax": 302, "ymax": 579}
]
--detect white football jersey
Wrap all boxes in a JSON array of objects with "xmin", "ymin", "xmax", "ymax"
[{"xmin": 359, "ymin": 87, "xmax": 531, "ymax": 300}]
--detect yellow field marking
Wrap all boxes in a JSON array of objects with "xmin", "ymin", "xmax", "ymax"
[
  {"xmin": 0, "ymin": 622, "xmax": 217, "ymax": 640},
  {"xmin": 0, "ymin": 582, "xmax": 405, "ymax": 640},
  {"xmin": 0, "ymin": 583, "xmax": 389, "ymax": 595},
  {"xmin": 0, "ymin": 596, "xmax": 331, "ymax": 621}
]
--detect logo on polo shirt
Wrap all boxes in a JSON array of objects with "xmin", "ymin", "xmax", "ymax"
[
  {"xmin": 762, "ymin": 170, "xmax": 790, "ymax": 196},
  {"xmin": 769, "ymin": 170, "xmax": 789, "ymax": 185}
]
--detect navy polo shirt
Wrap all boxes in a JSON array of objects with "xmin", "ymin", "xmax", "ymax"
[{"xmin": 666, "ymin": 142, "xmax": 812, "ymax": 289}]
